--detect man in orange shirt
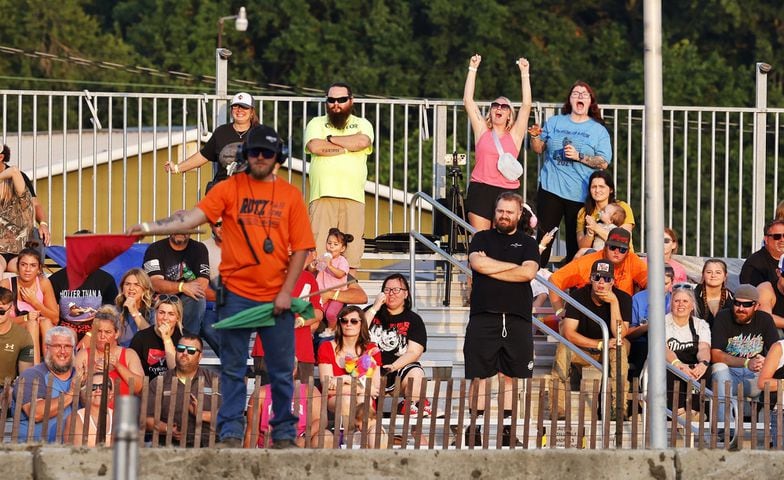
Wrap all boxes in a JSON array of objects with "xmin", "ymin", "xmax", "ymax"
[
  {"xmin": 128, "ymin": 125, "xmax": 315, "ymax": 449},
  {"xmin": 549, "ymin": 227, "xmax": 647, "ymax": 318}
]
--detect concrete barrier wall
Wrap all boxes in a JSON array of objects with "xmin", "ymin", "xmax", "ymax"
[{"xmin": 1, "ymin": 446, "xmax": 781, "ymax": 479}]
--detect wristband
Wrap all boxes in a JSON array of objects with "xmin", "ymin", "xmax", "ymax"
[
  {"xmin": 555, "ymin": 307, "xmax": 565, "ymax": 317},
  {"xmin": 133, "ymin": 312, "xmax": 143, "ymax": 318},
  {"xmin": 141, "ymin": 222, "xmax": 150, "ymax": 233},
  {"xmin": 538, "ymin": 244, "xmax": 546, "ymax": 250},
  {"xmin": 468, "ymin": 66, "xmax": 478, "ymax": 72},
  {"xmin": 178, "ymin": 281, "xmax": 184, "ymax": 293},
  {"xmin": 332, "ymin": 290, "xmax": 340, "ymax": 301},
  {"xmin": 744, "ymin": 358, "xmax": 750, "ymax": 369},
  {"xmin": 38, "ymin": 221, "xmax": 48, "ymax": 228},
  {"xmin": 173, "ymin": 163, "xmax": 180, "ymax": 174},
  {"xmin": 597, "ymin": 340, "xmax": 603, "ymax": 351},
  {"xmin": 671, "ymin": 359, "xmax": 682, "ymax": 366}
]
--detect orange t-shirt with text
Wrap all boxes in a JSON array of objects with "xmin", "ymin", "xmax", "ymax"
[
  {"xmin": 197, "ymin": 174, "xmax": 315, "ymax": 302},
  {"xmin": 550, "ymin": 249, "xmax": 648, "ymax": 297}
]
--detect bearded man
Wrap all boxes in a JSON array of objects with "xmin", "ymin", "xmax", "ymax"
[{"xmin": 304, "ymin": 82, "xmax": 374, "ymax": 273}]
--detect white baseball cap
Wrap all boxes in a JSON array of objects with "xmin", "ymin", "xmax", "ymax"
[{"xmin": 231, "ymin": 92, "xmax": 253, "ymax": 108}]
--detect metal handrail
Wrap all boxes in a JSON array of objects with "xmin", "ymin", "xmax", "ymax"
[{"xmin": 407, "ymin": 191, "xmax": 611, "ymax": 427}]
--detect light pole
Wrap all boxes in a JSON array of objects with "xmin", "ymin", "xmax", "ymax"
[{"xmin": 217, "ymin": 6, "xmax": 248, "ymax": 49}]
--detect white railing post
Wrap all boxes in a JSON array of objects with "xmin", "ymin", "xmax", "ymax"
[{"xmin": 754, "ymin": 62, "xmax": 772, "ymax": 248}]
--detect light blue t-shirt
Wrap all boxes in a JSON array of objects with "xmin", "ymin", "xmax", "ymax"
[
  {"xmin": 538, "ymin": 114, "xmax": 612, "ymax": 202},
  {"xmin": 630, "ymin": 290, "xmax": 672, "ymax": 344}
]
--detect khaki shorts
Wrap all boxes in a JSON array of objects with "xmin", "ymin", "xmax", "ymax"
[{"xmin": 309, "ymin": 197, "xmax": 365, "ymax": 268}]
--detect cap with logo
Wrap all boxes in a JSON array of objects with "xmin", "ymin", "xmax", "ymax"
[
  {"xmin": 231, "ymin": 92, "xmax": 254, "ymax": 108},
  {"xmin": 605, "ymin": 227, "xmax": 631, "ymax": 249},
  {"xmin": 591, "ymin": 259, "xmax": 614, "ymax": 279}
]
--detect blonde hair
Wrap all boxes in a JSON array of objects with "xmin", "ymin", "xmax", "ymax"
[{"xmin": 483, "ymin": 96, "xmax": 516, "ymax": 131}]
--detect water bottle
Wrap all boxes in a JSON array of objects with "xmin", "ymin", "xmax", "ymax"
[{"xmin": 316, "ymin": 253, "xmax": 331, "ymax": 272}]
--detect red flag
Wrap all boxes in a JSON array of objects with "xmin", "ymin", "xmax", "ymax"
[{"xmin": 66, "ymin": 234, "xmax": 140, "ymax": 290}]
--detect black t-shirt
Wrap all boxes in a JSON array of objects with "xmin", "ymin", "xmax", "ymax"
[
  {"xmin": 739, "ymin": 248, "xmax": 779, "ymax": 287},
  {"xmin": 143, "ymin": 238, "xmax": 210, "ymax": 283},
  {"xmin": 129, "ymin": 326, "xmax": 183, "ymax": 379},
  {"xmin": 565, "ymin": 284, "xmax": 632, "ymax": 340},
  {"xmin": 49, "ymin": 268, "xmax": 118, "ymax": 338},
  {"xmin": 368, "ymin": 308, "xmax": 428, "ymax": 366},
  {"xmin": 199, "ymin": 123, "xmax": 248, "ymax": 184},
  {"xmin": 711, "ymin": 308, "xmax": 779, "ymax": 358},
  {"xmin": 693, "ymin": 284, "xmax": 734, "ymax": 329},
  {"xmin": 469, "ymin": 228, "xmax": 539, "ymax": 317},
  {"xmin": 21, "ymin": 171, "xmax": 36, "ymax": 197}
]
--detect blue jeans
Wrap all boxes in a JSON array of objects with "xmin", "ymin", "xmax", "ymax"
[
  {"xmin": 216, "ymin": 289, "xmax": 296, "ymax": 442},
  {"xmin": 712, "ymin": 363, "xmax": 761, "ymax": 427},
  {"xmin": 202, "ymin": 304, "xmax": 222, "ymax": 357},
  {"xmin": 181, "ymin": 294, "xmax": 222, "ymax": 356}
]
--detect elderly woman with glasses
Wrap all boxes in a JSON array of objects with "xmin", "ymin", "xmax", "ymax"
[
  {"xmin": 529, "ymin": 81, "xmax": 612, "ymax": 266},
  {"xmin": 665, "ymin": 285, "xmax": 712, "ymax": 420},
  {"xmin": 365, "ymin": 274, "xmax": 430, "ymax": 416},
  {"xmin": 462, "ymin": 54, "xmax": 532, "ymax": 232},
  {"xmin": 129, "ymin": 295, "xmax": 183, "ymax": 379},
  {"xmin": 65, "ymin": 373, "xmax": 114, "ymax": 447},
  {"xmin": 75, "ymin": 305, "xmax": 144, "ymax": 398},
  {"xmin": 164, "ymin": 92, "xmax": 260, "ymax": 191},
  {"xmin": 317, "ymin": 305, "xmax": 381, "ymax": 417}
]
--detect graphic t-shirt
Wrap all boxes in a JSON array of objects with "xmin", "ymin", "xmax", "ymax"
[
  {"xmin": 129, "ymin": 326, "xmax": 183, "ymax": 379},
  {"xmin": 199, "ymin": 123, "xmax": 249, "ymax": 184},
  {"xmin": 711, "ymin": 309, "xmax": 779, "ymax": 359},
  {"xmin": 49, "ymin": 268, "xmax": 118, "ymax": 339},
  {"xmin": 665, "ymin": 313, "xmax": 711, "ymax": 358},
  {"xmin": 143, "ymin": 239, "xmax": 210, "ymax": 283},
  {"xmin": 368, "ymin": 309, "xmax": 428, "ymax": 367}
]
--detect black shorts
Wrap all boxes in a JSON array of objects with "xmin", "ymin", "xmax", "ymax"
[
  {"xmin": 385, "ymin": 361, "xmax": 424, "ymax": 392},
  {"xmin": 463, "ymin": 312, "xmax": 533, "ymax": 379},
  {"xmin": 465, "ymin": 182, "xmax": 518, "ymax": 221}
]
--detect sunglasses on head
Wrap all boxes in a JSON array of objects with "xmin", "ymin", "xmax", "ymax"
[
  {"xmin": 490, "ymin": 102, "xmax": 512, "ymax": 111},
  {"xmin": 176, "ymin": 344, "xmax": 202, "ymax": 355},
  {"xmin": 247, "ymin": 147, "xmax": 276, "ymax": 159},
  {"xmin": 672, "ymin": 283, "xmax": 694, "ymax": 290},
  {"xmin": 326, "ymin": 96, "xmax": 350, "ymax": 104},
  {"xmin": 766, "ymin": 233, "xmax": 784, "ymax": 241},
  {"xmin": 157, "ymin": 294, "xmax": 181, "ymax": 304},
  {"xmin": 607, "ymin": 245, "xmax": 628, "ymax": 254},
  {"xmin": 591, "ymin": 274, "xmax": 612, "ymax": 283},
  {"xmin": 339, "ymin": 317, "xmax": 361, "ymax": 325},
  {"xmin": 733, "ymin": 300, "xmax": 756, "ymax": 308}
]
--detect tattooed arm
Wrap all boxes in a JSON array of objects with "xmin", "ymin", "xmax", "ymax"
[
  {"xmin": 125, "ymin": 208, "xmax": 208, "ymax": 236},
  {"xmin": 576, "ymin": 153, "xmax": 609, "ymax": 170}
]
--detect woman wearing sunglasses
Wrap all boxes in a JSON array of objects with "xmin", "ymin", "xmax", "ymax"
[
  {"xmin": 664, "ymin": 286, "xmax": 712, "ymax": 422},
  {"xmin": 365, "ymin": 274, "xmax": 429, "ymax": 416},
  {"xmin": 65, "ymin": 373, "xmax": 114, "ymax": 447},
  {"xmin": 114, "ymin": 268, "xmax": 154, "ymax": 348},
  {"xmin": 164, "ymin": 92, "xmax": 260, "ymax": 191},
  {"xmin": 74, "ymin": 305, "xmax": 145, "ymax": 399},
  {"xmin": 529, "ymin": 81, "xmax": 612, "ymax": 266},
  {"xmin": 317, "ymin": 305, "xmax": 381, "ymax": 417},
  {"xmin": 693, "ymin": 258, "xmax": 734, "ymax": 329},
  {"xmin": 129, "ymin": 295, "xmax": 183, "ymax": 379},
  {"xmin": 462, "ymin": 54, "xmax": 532, "ymax": 232}
]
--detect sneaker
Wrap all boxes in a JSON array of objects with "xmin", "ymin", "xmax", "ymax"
[
  {"xmin": 398, "ymin": 400, "xmax": 418, "ymax": 416},
  {"xmin": 318, "ymin": 328, "xmax": 335, "ymax": 339},
  {"xmin": 270, "ymin": 439, "xmax": 298, "ymax": 449},
  {"xmin": 418, "ymin": 399, "xmax": 432, "ymax": 417},
  {"xmin": 501, "ymin": 425, "xmax": 523, "ymax": 447},
  {"xmin": 216, "ymin": 437, "xmax": 243, "ymax": 449}
]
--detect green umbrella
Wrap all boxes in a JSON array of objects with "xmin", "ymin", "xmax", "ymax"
[{"xmin": 212, "ymin": 297, "xmax": 315, "ymax": 330}]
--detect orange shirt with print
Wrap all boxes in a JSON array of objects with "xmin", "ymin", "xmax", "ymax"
[
  {"xmin": 197, "ymin": 174, "xmax": 315, "ymax": 302},
  {"xmin": 550, "ymin": 249, "xmax": 648, "ymax": 297}
]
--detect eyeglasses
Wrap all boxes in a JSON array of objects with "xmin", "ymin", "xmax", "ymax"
[
  {"xmin": 591, "ymin": 274, "xmax": 612, "ymax": 283},
  {"xmin": 232, "ymin": 104, "xmax": 251, "ymax": 110},
  {"xmin": 570, "ymin": 92, "xmax": 591, "ymax": 99},
  {"xmin": 607, "ymin": 245, "xmax": 628, "ymax": 254},
  {"xmin": 663, "ymin": 238, "xmax": 672, "ymax": 244},
  {"xmin": 339, "ymin": 317, "xmax": 361, "ymax": 325},
  {"xmin": 156, "ymin": 294, "xmax": 181, "ymax": 304},
  {"xmin": 490, "ymin": 102, "xmax": 511, "ymax": 111},
  {"xmin": 766, "ymin": 233, "xmax": 784, "ymax": 240},
  {"xmin": 246, "ymin": 147, "xmax": 276, "ymax": 159},
  {"xmin": 672, "ymin": 283, "xmax": 694, "ymax": 290},
  {"xmin": 176, "ymin": 344, "xmax": 202, "ymax": 355},
  {"xmin": 382, "ymin": 287, "xmax": 407, "ymax": 294},
  {"xmin": 733, "ymin": 300, "xmax": 756, "ymax": 308},
  {"xmin": 326, "ymin": 96, "xmax": 350, "ymax": 104},
  {"xmin": 47, "ymin": 343, "xmax": 74, "ymax": 351}
]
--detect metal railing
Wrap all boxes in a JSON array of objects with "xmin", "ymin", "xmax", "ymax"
[{"xmin": 1, "ymin": 89, "xmax": 781, "ymax": 256}]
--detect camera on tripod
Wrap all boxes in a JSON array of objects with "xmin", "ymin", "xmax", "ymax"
[{"xmin": 444, "ymin": 152, "xmax": 467, "ymax": 167}]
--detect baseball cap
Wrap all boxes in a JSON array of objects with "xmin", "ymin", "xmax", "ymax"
[
  {"xmin": 734, "ymin": 284, "xmax": 759, "ymax": 303},
  {"xmin": 244, "ymin": 125, "xmax": 281, "ymax": 152},
  {"xmin": 591, "ymin": 259, "xmax": 614, "ymax": 279},
  {"xmin": 605, "ymin": 227, "xmax": 631, "ymax": 249},
  {"xmin": 231, "ymin": 92, "xmax": 254, "ymax": 108}
]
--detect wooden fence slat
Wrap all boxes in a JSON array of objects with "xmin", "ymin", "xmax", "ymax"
[
  {"xmin": 413, "ymin": 377, "xmax": 427, "ymax": 450},
  {"xmin": 736, "ymin": 382, "xmax": 744, "ymax": 451},
  {"xmin": 164, "ymin": 377, "xmax": 178, "ymax": 447},
  {"xmin": 589, "ymin": 379, "xmax": 599, "ymax": 449},
  {"xmin": 710, "ymin": 379, "xmax": 718, "ymax": 449},
  {"xmin": 522, "ymin": 378, "xmax": 531, "ymax": 449},
  {"xmin": 400, "ymin": 377, "xmax": 415, "ymax": 449},
  {"xmin": 247, "ymin": 376, "xmax": 261, "ymax": 449},
  {"xmin": 602, "ymin": 378, "xmax": 610, "ymax": 449},
  {"xmin": 0, "ymin": 378, "xmax": 12, "ymax": 440},
  {"xmin": 548, "ymin": 378, "xmax": 557, "ymax": 450},
  {"xmin": 317, "ymin": 376, "xmax": 329, "ymax": 449},
  {"xmin": 138, "ymin": 376, "xmax": 150, "ymax": 448},
  {"xmin": 697, "ymin": 380, "xmax": 706, "ymax": 449},
  {"xmin": 386, "ymin": 375, "xmax": 401, "ymax": 450},
  {"xmin": 496, "ymin": 376, "xmax": 504, "ymax": 450},
  {"xmin": 777, "ymin": 382, "xmax": 783, "ymax": 451},
  {"xmin": 359, "ymin": 379, "xmax": 371, "ymax": 449},
  {"xmin": 192, "ymin": 376, "xmax": 204, "ymax": 449},
  {"xmin": 373, "ymin": 381, "xmax": 384, "ymax": 449},
  {"xmin": 454, "ymin": 379, "xmax": 466, "ymax": 449},
  {"xmin": 333, "ymin": 377, "xmax": 344, "ymax": 450},
  {"xmin": 151, "ymin": 376, "xmax": 164, "ymax": 447},
  {"xmin": 510, "ymin": 378, "xmax": 519, "ymax": 451},
  {"xmin": 208, "ymin": 376, "xmax": 219, "ymax": 448},
  {"xmin": 179, "ymin": 376, "xmax": 192, "ymax": 448},
  {"xmin": 536, "ymin": 378, "xmax": 545, "ymax": 449},
  {"xmin": 481, "ymin": 378, "xmax": 490, "ymax": 449},
  {"xmin": 428, "ymin": 377, "xmax": 441, "ymax": 449},
  {"xmin": 763, "ymin": 384, "xmax": 771, "ymax": 450},
  {"xmin": 722, "ymin": 380, "xmax": 731, "ymax": 449},
  {"xmin": 670, "ymin": 381, "xmax": 679, "ymax": 448},
  {"xmin": 40, "ymin": 380, "xmax": 53, "ymax": 444},
  {"xmin": 577, "ymin": 386, "xmax": 586, "ymax": 449}
]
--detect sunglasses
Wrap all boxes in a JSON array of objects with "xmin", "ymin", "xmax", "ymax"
[
  {"xmin": 232, "ymin": 104, "xmax": 251, "ymax": 110},
  {"xmin": 214, "ymin": 221, "xmax": 223, "ymax": 228},
  {"xmin": 591, "ymin": 274, "xmax": 612, "ymax": 283},
  {"xmin": 157, "ymin": 294, "xmax": 181, "ymax": 304},
  {"xmin": 326, "ymin": 96, "xmax": 350, "ymax": 104},
  {"xmin": 733, "ymin": 300, "xmax": 756, "ymax": 308},
  {"xmin": 90, "ymin": 383, "xmax": 112, "ymax": 392},
  {"xmin": 176, "ymin": 344, "xmax": 202, "ymax": 355},
  {"xmin": 672, "ymin": 283, "xmax": 694, "ymax": 290},
  {"xmin": 247, "ymin": 147, "xmax": 276, "ymax": 159},
  {"xmin": 607, "ymin": 245, "xmax": 629, "ymax": 254},
  {"xmin": 766, "ymin": 233, "xmax": 784, "ymax": 240},
  {"xmin": 490, "ymin": 102, "xmax": 511, "ymax": 111},
  {"xmin": 339, "ymin": 317, "xmax": 361, "ymax": 326},
  {"xmin": 663, "ymin": 238, "xmax": 672, "ymax": 244},
  {"xmin": 382, "ymin": 287, "xmax": 406, "ymax": 294}
]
